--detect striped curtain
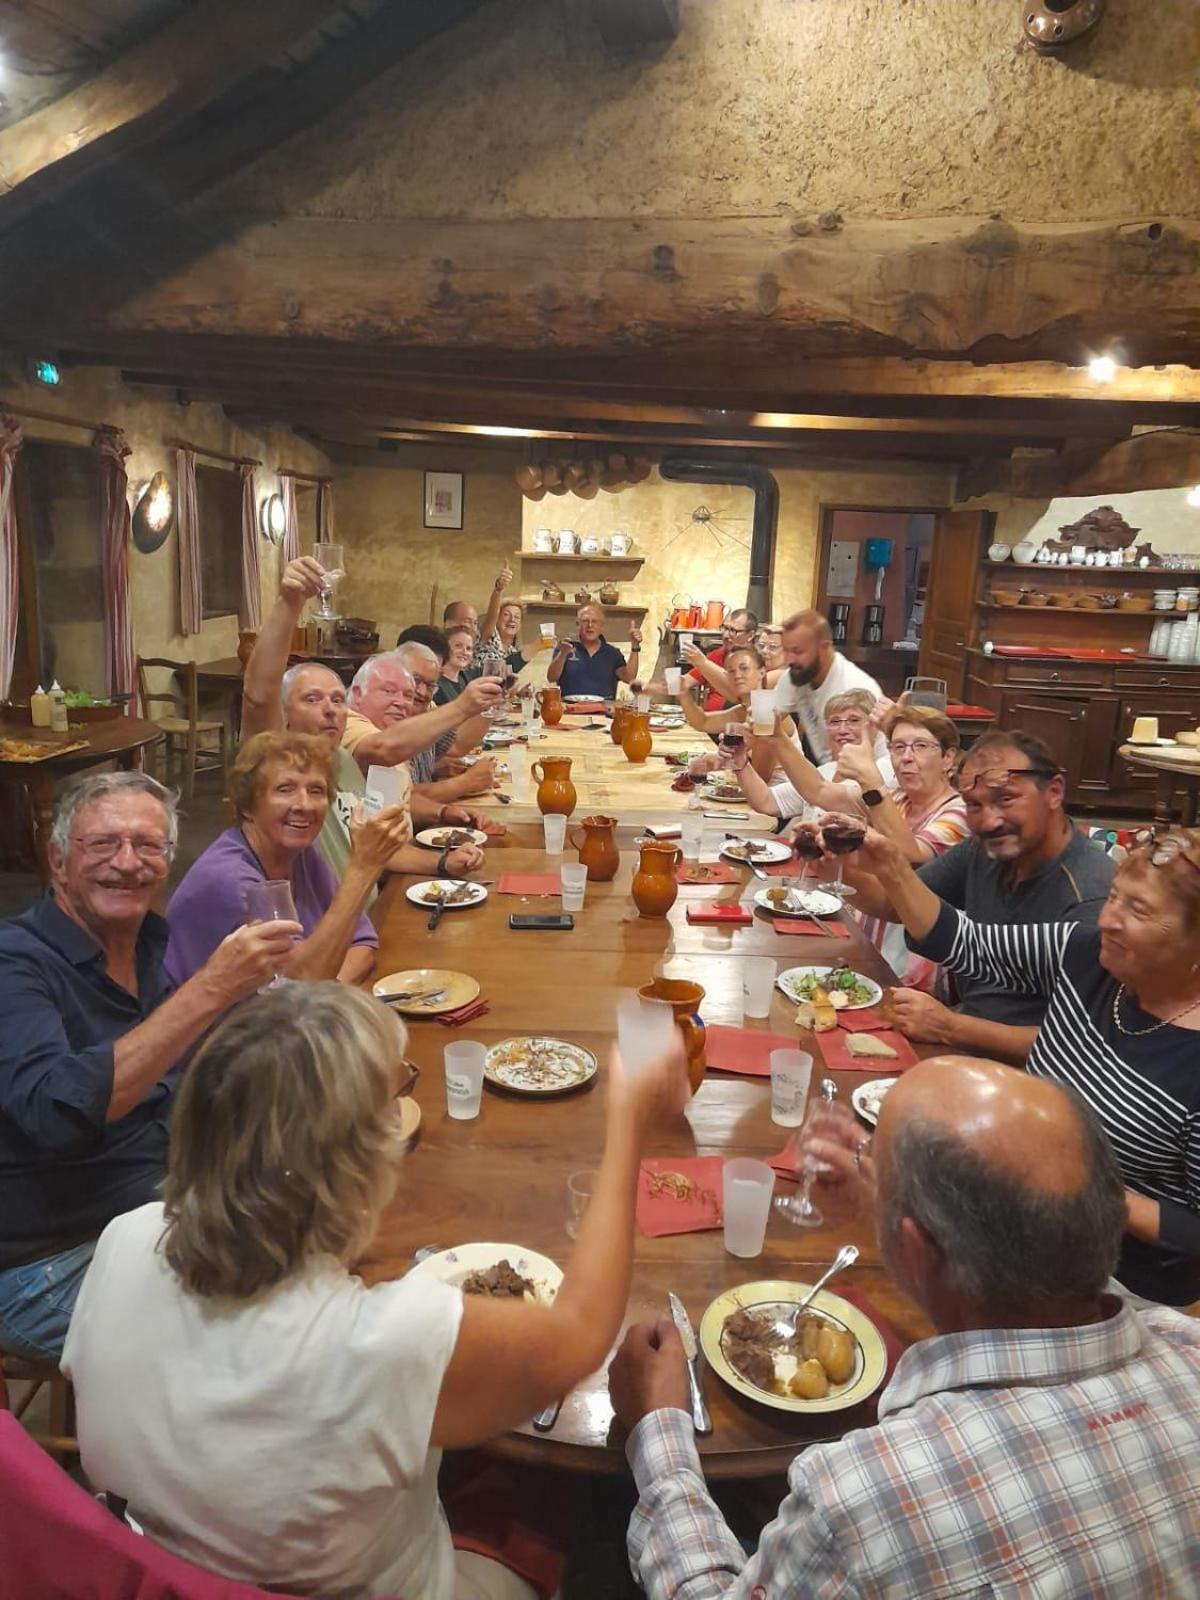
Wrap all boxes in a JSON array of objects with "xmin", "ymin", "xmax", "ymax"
[
  {"xmin": 94, "ymin": 429, "xmax": 137, "ymax": 710},
  {"xmin": 176, "ymin": 446, "xmax": 202, "ymax": 636},
  {"xmin": 0, "ymin": 414, "xmax": 22, "ymax": 699},
  {"xmin": 317, "ymin": 478, "xmax": 335, "ymax": 542},
  {"xmin": 280, "ymin": 474, "xmax": 300, "ymax": 564},
  {"xmin": 239, "ymin": 462, "xmax": 263, "ymax": 629}
]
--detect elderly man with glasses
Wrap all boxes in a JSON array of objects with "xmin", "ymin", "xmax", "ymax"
[{"xmin": 0, "ymin": 773, "xmax": 298, "ymax": 1361}]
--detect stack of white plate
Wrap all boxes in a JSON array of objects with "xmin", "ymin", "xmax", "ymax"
[{"xmin": 1153, "ymin": 589, "xmax": 1177, "ymax": 611}]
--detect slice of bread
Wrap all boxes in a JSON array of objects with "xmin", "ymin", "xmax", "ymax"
[
  {"xmin": 844, "ymin": 1032, "xmax": 898, "ymax": 1059},
  {"xmin": 795, "ymin": 999, "xmax": 838, "ymax": 1032}
]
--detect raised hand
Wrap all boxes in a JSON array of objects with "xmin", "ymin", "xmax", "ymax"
[
  {"xmin": 833, "ymin": 728, "xmax": 884, "ymax": 789},
  {"xmin": 462, "ymin": 676, "xmax": 505, "ymax": 716},
  {"xmin": 348, "ymin": 802, "xmax": 413, "ymax": 873},
  {"xmin": 279, "ymin": 556, "xmax": 328, "ymax": 608},
  {"xmin": 201, "ymin": 921, "xmax": 304, "ymax": 1003}
]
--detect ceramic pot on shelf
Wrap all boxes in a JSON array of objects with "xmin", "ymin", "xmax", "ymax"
[
  {"xmin": 609, "ymin": 702, "xmax": 633, "ymax": 746},
  {"xmin": 570, "ymin": 814, "xmax": 620, "ymax": 882},
  {"xmin": 637, "ymin": 975, "xmax": 706, "ymax": 1090},
  {"xmin": 704, "ymin": 600, "xmax": 726, "ymax": 630},
  {"xmin": 532, "ymin": 528, "xmax": 554, "ymax": 553},
  {"xmin": 621, "ymin": 710, "xmax": 653, "ymax": 764},
  {"xmin": 574, "ymin": 587, "xmax": 592, "ymax": 605},
  {"xmin": 631, "ymin": 842, "xmax": 682, "ymax": 921},
  {"xmin": 581, "ymin": 535, "xmax": 603, "ymax": 556},
  {"xmin": 1012, "ymin": 540, "xmax": 1037, "ymax": 565},
  {"xmin": 531, "ymin": 755, "xmax": 577, "ymax": 816},
  {"xmin": 536, "ymin": 685, "xmax": 564, "ymax": 726},
  {"xmin": 541, "ymin": 580, "xmax": 565, "ymax": 602},
  {"xmin": 556, "ymin": 529, "xmax": 579, "ymax": 554},
  {"xmin": 598, "ymin": 581, "xmax": 620, "ymax": 605}
]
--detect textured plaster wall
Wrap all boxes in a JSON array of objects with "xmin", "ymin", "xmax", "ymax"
[
  {"xmin": 967, "ymin": 484, "xmax": 1200, "ymax": 560},
  {"xmin": 219, "ymin": 0, "xmax": 1200, "ymax": 224},
  {"xmin": 1, "ymin": 359, "xmax": 331, "ymax": 677}
]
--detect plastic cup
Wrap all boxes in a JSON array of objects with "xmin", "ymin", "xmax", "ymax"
[
  {"xmin": 664, "ymin": 666, "xmax": 682, "ymax": 695},
  {"xmin": 750, "ymin": 689, "xmax": 775, "ymax": 735},
  {"xmin": 723, "ymin": 1159, "xmax": 776, "ymax": 1258},
  {"xmin": 742, "ymin": 956, "xmax": 776, "ymax": 1019},
  {"xmin": 616, "ymin": 993, "xmax": 678, "ymax": 1074},
  {"xmin": 566, "ymin": 1169, "xmax": 599, "ymax": 1240},
  {"xmin": 636, "ymin": 693, "xmax": 651, "ymax": 713},
  {"xmin": 680, "ymin": 632, "xmax": 694, "ymax": 652},
  {"xmin": 444, "ymin": 1041, "xmax": 486, "ymax": 1121},
  {"xmin": 539, "ymin": 623, "xmax": 555, "ymax": 644},
  {"xmin": 561, "ymin": 862, "xmax": 587, "ymax": 912},
  {"xmin": 769, "ymin": 1049, "xmax": 813, "ymax": 1128},
  {"xmin": 680, "ymin": 810, "xmax": 705, "ymax": 861},
  {"xmin": 543, "ymin": 812, "xmax": 568, "ymax": 853},
  {"xmin": 363, "ymin": 763, "xmax": 406, "ymax": 815}
]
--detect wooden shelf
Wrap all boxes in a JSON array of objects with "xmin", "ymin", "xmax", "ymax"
[
  {"xmin": 519, "ymin": 552, "xmax": 644, "ymax": 573},
  {"xmin": 523, "ymin": 598, "xmax": 647, "ymax": 618},
  {"xmin": 984, "ymin": 561, "xmax": 1198, "ymax": 579},
  {"xmin": 978, "ymin": 602, "xmax": 1178, "ymax": 618}
]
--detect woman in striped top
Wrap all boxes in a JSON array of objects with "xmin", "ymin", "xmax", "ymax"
[{"xmin": 851, "ymin": 825, "xmax": 1200, "ymax": 1307}]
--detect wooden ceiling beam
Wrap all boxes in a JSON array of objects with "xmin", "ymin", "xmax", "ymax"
[{"xmin": 0, "ymin": 0, "xmax": 350, "ymax": 226}]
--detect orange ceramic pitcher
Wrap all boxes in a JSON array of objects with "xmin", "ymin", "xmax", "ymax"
[
  {"xmin": 609, "ymin": 702, "xmax": 632, "ymax": 746},
  {"xmin": 637, "ymin": 976, "xmax": 707, "ymax": 1092},
  {"xmin": 621, "ymin": 709, "xmax": 652, "ymax": 764},
  {"xmin": 631, "ymin": 838, "xmax": 680, "ymax": 917},
  {"xmin": 532, "ymin": 755, "xmax": 577, "ymax": 816},
  {"xmin": 537, "ymin": 685, "xmax": 564, "ymax": 726},
  {"xmin": 570, "ymin": 814, "xmax": 620, "ymax": 881}
]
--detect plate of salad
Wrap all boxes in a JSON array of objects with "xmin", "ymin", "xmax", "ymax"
[{"xmin": 776, "ymin": 962, "xmax": 882, "ymax": 1011}]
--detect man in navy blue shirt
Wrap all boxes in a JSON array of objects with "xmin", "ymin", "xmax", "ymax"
[
  {"xmin": 547, "ymin": 602, "xmax": 643, "ymax": 700},
  {"xmin": 0, "ymin": 772, "xmax": 297, "ymax": 1361}
]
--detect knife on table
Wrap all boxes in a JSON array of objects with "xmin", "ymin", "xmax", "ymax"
[
  {"xmin": 427, "ymin": 901, "xmax": 445, "ymax": 932},
  {"xmin": 667, "ymin": 1292, "xmax": 712, "ymax": 1435}
]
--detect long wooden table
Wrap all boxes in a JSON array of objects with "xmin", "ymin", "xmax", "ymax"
[
  {"xmin": 364, "ymin": 800, "xmax": 933, "ymax": 1479},
  {"xmin": 1118, "ymin": 742, "xmax": 1200, "ymax": 827}
]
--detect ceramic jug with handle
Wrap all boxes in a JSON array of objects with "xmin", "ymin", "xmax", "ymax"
[
  {"xmin": 531, "ymin": 755, "xmax": 577, "ymax": 816},
  {"xmin": 631, "ymin": 839, "xmax": 680, "ymax": 918},
  {"xmin": 536, "ymin": 685, "xmax": 564, "ymax": 726},
  {"xmin": 609, "ymin": 701, "xmax": 633, "ymax": 746},
  {"xmin": 636, "ymin": 976, "xmax": 707, "ymax": 1091},
  {"xmin": 622, "ymin": 709, "xmax": 652, "ymax": 764},
  {"xmin": 570, "ymin": 814, "xmax": 620, "ymax": 881}
]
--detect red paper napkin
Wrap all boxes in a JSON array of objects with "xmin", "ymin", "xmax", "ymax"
[
  {"xmin": 685, "ymin": 903, "xmax": 753, "ymax": 925},
  {"xmin": 817, "ymin": 1028, "xmax": 917, "ymax": 1071},
  {"xmin": 675, "ymin": 860, "xmax": 739, "ymax": 885},
  {"xmin": 836, "ymin": 1007, "xmax": 888, "ymax": 1031},
  {"xmin": 637, "ymin": 1157, "xmax": 724, "ymax": 1237},
  {"xmin": 480, "ymin": 820, "xmax": 507, "ymax": 837},
  {"xmin": 434, "ymin": 1000, "xmax": 491, "ymax": 1028},
  {"xmin": 766, "ymin": 1138, "xmax": 803, "ymax": 1180},
  {"xmin": 563, "ymin": 701, "xmax": 606, "ymax": 715},
  {"xmin": 705, "ymin": 1024, "xmax": 796, "ymax": 1078},
  {"xmin": 773, "ymin": 917, "xmax": 850, "ymax": 938},
  {"xmin": 670, "ymin": 774, "xmax": 697, "ymax": 792},
  {"xmin": 497, "ymin": 873, "xmax": 562, "ymax": 896}
]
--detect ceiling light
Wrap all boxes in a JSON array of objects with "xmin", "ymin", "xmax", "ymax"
[
  {"xmin": 1187, "ymin": 485, "xmax": 1200, "ymax": 509},
  {"xmin": 1088, "ymin": 354, "xmax": 1117, "ymax": 382}
]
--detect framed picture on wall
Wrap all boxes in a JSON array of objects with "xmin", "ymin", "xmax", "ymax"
[{"xmin": 424, "ymin": 470, "xmax": 464, "ymax": 530}]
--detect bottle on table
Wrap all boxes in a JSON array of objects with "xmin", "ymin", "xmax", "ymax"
[
  {"xmin": 30, "ymin": 686, "xmax": 51, "ymax": 728},
  {"xmin": 48, "ymin": 681, "xmax": 68, "ymax": 732}
]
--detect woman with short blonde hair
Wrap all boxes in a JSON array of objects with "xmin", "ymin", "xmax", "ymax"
[
  {"xmin": 165, "ymin": 730, "xmax": 409, "ymax": 989},
  {"xmin": 63, "ymin": 983, "xmax": 686, "ymax": 1600}
]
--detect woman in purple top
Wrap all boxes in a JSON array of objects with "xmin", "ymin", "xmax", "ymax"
[{"xmin": 165, "ymin": 732, "xmax": 408, "ymax": 990}]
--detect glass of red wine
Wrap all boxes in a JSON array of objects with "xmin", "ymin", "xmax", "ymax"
[
  {"xmin": 817, "ymin": 812, "xmax": 865, "ymax": 900},
  {"xmin": 790, "ymin": 820, "xmax": 824, "ymax": 890}
]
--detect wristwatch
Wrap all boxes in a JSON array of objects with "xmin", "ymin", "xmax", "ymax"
[{"xmin": 860, "ymin": 788, "xmax": 885, "ymax": 808}]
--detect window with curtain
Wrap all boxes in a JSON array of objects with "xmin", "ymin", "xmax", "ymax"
[
  {"xmin": 295, "ymin": 481, "xmax": 319, "ymax": 552},
  {"xmin": 196, "ymin": 463, "xmax": 243, "ymax": 620},
  {"xmin": 13, "ymin": 439, "xmax": 106, "ymax": 695}
]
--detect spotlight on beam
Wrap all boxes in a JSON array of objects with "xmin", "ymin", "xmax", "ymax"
[{"xmin": 1088, "ymin": 355, "xmax": 1118, "ymax": 383}]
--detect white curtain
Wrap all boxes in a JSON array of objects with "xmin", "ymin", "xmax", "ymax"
[
  {"xmin": 0, "ymin": 413, "xmax": 22, "ymax": 699},
  {"xmin": 176, "ymin": 447, "xmax": 202, "ymax": 636},
  {"xmin": 239, "ymin": 462, "xmax": 263, "ymax": 629},
  {"xmin": 280, "ymin": 474, "xmax": 300, "ymax": 565}
]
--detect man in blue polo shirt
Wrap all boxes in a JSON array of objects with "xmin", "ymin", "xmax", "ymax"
[
  {"xmin": 0, "ymin": 772, "xmax": 297, "ymax": 1361},
  {"xmin": 547, "ymin": 602, "xmax": 643, "ymax": 700}
]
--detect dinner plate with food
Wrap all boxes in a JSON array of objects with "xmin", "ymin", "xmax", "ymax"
[
  {"xmin": 407, "ymin": 1243, "xmax": 562, "ymax": 1306},
  {"xmin": 414, "ymin": 826, "xmax": 489, "ymax": 849},
  {"xmin": 851, "ymin": 1077, "xmax": 895, "ymax": 1128},
  {"xmin": 720, "ymin": 836, "xmax": 793, "ymax": 866},
  {"xmin": 703, "ymin": 780, "xmax": 748, "ymax": 803},
  {"xmin": 372, "ymin": 967, "xmax": 481, "ymax": 1016},
  {"xmin": 754, "ymin": 886, "xmax": 843, "ymax": 918},
  {"xmin": 777, "ymin": 962, "xmax": 883, "ymax": 1023},
  {"xmin": 700, "ymin": 1280, "xmax": 887, "ymax": 1414},
  {"xmin": 404, "ymin": 879, "xmax": 489, "ymax": 910},
  {"xmin": 484, "ymin": 1036, "xmax": 598, "ymax": 1096}
]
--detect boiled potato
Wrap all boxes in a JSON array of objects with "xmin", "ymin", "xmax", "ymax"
[
  {"xmin": 789, "ymin": 1358, "xmax": 829, "ymax": 1400},
  {"xmin": 816, "ymin": 1326, "xmax": 855, "ymax": 1385},
  {"xmin": 797, "ymin": 1317, "xmax": 823, "ymax": 1360}
]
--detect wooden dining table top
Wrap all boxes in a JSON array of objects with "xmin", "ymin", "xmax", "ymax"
[{"xmin": 363, "ymin": 804, "xmax": 936, "ymax": 1480}]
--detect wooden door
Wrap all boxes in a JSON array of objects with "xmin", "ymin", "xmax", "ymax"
[
  {"xmin": 918, "ymin": 510, "xmax": 992, "ymax": 698},
  {"xmin": 999, "ymin": 691, "xmax": 1089, "ymax": 800}
]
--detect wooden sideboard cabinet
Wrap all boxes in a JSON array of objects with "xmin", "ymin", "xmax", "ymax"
[{"xmin": 964, "ymin": 650, "xmax": 1200, "ymax": 816}]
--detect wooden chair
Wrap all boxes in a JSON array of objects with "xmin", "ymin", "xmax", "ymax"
[
  {"xmin": 137, "ymin": 657, "xmax": 229, "ymax": 805},
  {"xmin": 0, "ymin": 1351, "xmax": 76, "ymax": 1461}
]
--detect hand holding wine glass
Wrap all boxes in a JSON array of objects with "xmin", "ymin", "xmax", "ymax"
[
  {"xmin": 311, "ymin": 542, "xmax": 344, "ymax": 620},
  {"xmin": 243, "ymin": 880, "xmax": 301, "ymax": 988}
]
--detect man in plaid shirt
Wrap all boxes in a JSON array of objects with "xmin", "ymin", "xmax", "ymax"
[{"xmin": 610, "ymin": 1059, "xmax": 1200, "ymax": 1598}]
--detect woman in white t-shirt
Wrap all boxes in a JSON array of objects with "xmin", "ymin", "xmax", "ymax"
[
  {"xmin": 63, "ymin": 983, "xmax": 684, "ymax": 1600},
  {"xmin": 734, "ymin": 690, "xmax": 892, "ymax": 823}
]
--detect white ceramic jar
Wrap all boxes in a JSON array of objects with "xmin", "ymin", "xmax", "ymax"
[
  {"xmin": 609, "ymin": 532, "xmax": 632, "ymax": 556},
  {"xmin": 556, "ymin": 529, "xmax": 579, "ymax": 554},
  {"xmin": 580, "ymin": 534, "xmax": 603, "ymax": 556},
  {"xmin": 1013, "ymin": 540, "xmax": 1037, "ymax": 564},
  {"xmin": 533, "ymin": 527, "xmax": 554, "ymax": 553}
]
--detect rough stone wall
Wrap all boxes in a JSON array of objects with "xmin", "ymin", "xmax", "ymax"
[{"xmin": 215, "ymin": 0, "xmax": 1200, "ymax": 224}]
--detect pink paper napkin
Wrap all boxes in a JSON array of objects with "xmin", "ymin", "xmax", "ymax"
[
  {"xmin": 817, "ymin": 1028, "xmax": 917, "ymax": 1071},
  {"xmin": 766, "ymin": 1140, "xmax": 802, "ymax": 1180},
  {"xmin": 675, "ymin": 860, "xmax": 739, "ymax": 885},
  {"xmin": 480, "ymin": 820, "xmax": 507, "ymax": 838},
  {"xmin": 705, "ymin": 1024, "xmax": 797, "ymax": 1078},
  {"xmin": 497, "ymin": 873, "xmax": 562, "ymax": 896},
  {"xmin": 836, "ymin": 1007, "xmax": 889, "ymax": 1031},
  {"xmin": 685, "ymin": 903, "xmax": 753, "ymax": 925},
  {"xmin": 637, "ymin": 1157, "xmax": 724, "ymax": 1237},
  {"xmin": 773, "ymin": 917, "xmax": 851, "ymax": 938},
  {"xmin": 434, "ymin": 1000, "xmax": 491, "ymax": 1028}
]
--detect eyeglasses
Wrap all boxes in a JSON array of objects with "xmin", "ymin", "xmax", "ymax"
[
  {"xmin": 1149, "ymin": 834, "xmax": 1200, "ymax": 876},
  {"xmin": 826, "ymin": 716, "xmax": 868, "ymax": 731},
  {"xmin": 959, "ymin": 764, "xmax": 1060, "ymax": 799},
  {"xmin": 393, "ymin": 1060, "xmax": 421, "ymax": 1099},
  {"xmin": 887, "ymin": 739, "xmax": 942, "ymax": 758},
  {"xmin": 73, "ymin": 834, "xmax": 173, "ymax": 862}
]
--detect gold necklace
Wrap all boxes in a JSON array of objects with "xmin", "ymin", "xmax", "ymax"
[{"xmin": 1111, "ymin": 983, "xmax": 1200, "ymax": 1037}]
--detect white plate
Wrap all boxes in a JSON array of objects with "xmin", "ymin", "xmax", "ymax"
[
  {"xmin": 414, "ymin": 827, "xmax": 489, "ymax": 849},
  {"xmin": 563, "ymin": 695, "xmax": 607, "ymax": 704},
  {"xmin": 720, "ymin": 837, "xmax": 793, "ymax": 866},
  {"xmin": 404, "ymin": 879, "xmax": 489, "ymax": 910},
  {"xmin": 1127, "ymin": 736, "xmax": 1179, "ymax": 747},
  {"xmin": 753, "ymin": 886, "xmax": 843, "ymax": 919},
  {"xmin": 851, "ymin": 1077, "xmax": 896, "ymax": 1128},
  {"xmin": 704, "ymin": 787, "xmax": 750, "ymax": 804},
  {"xmin": 776, "ymin": 965, "xmax": 883, "ymax": 1010},
  {"xmin": 484, "ymin": 1036, "xmax": 599, "ymax": 1096},
  {"xmin": 407, "ymin": 1242, "xmax": 562, "ymax": 1306}
]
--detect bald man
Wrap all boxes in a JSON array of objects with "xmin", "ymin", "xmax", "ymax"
[
  {"xmin": 610, "ymin": 1059, "xmax": 1200, "ymax": 1597},
  {"xmin": 770, "ymin": 608, "xmax": 884, "ymax": 763}
]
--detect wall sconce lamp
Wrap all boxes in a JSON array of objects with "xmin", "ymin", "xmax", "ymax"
[
  {"xmin": 132, "ymin": 471, "xmax": 175, "ymax": 553},
  {"xmin": 260, "ymin": 492, "xmax": 286, "ymax": 543}
]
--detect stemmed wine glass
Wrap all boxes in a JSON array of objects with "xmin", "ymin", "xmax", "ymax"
[
  {"xmin": 790, "ymin": 821, "xmax": 824, "ymax": 895},
  {"xmin": 817, "ymin": 812, "xmax": 865, "ymax": 900},
  {"xmin": 244, "ymin": 880, "xmax": 298, "ymax": 989},
  {"xmin": 775, "ymin": 1077, "xmax": 836, "ymax": 1229},
  {"xmin": 312, "ymin": 542, "xmax": 344, "ymax": 621}
]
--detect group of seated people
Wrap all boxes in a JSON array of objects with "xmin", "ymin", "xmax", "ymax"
[{"xmin": 1, "ymin": 569, "xmax": 1198, "ymax": 1597}]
